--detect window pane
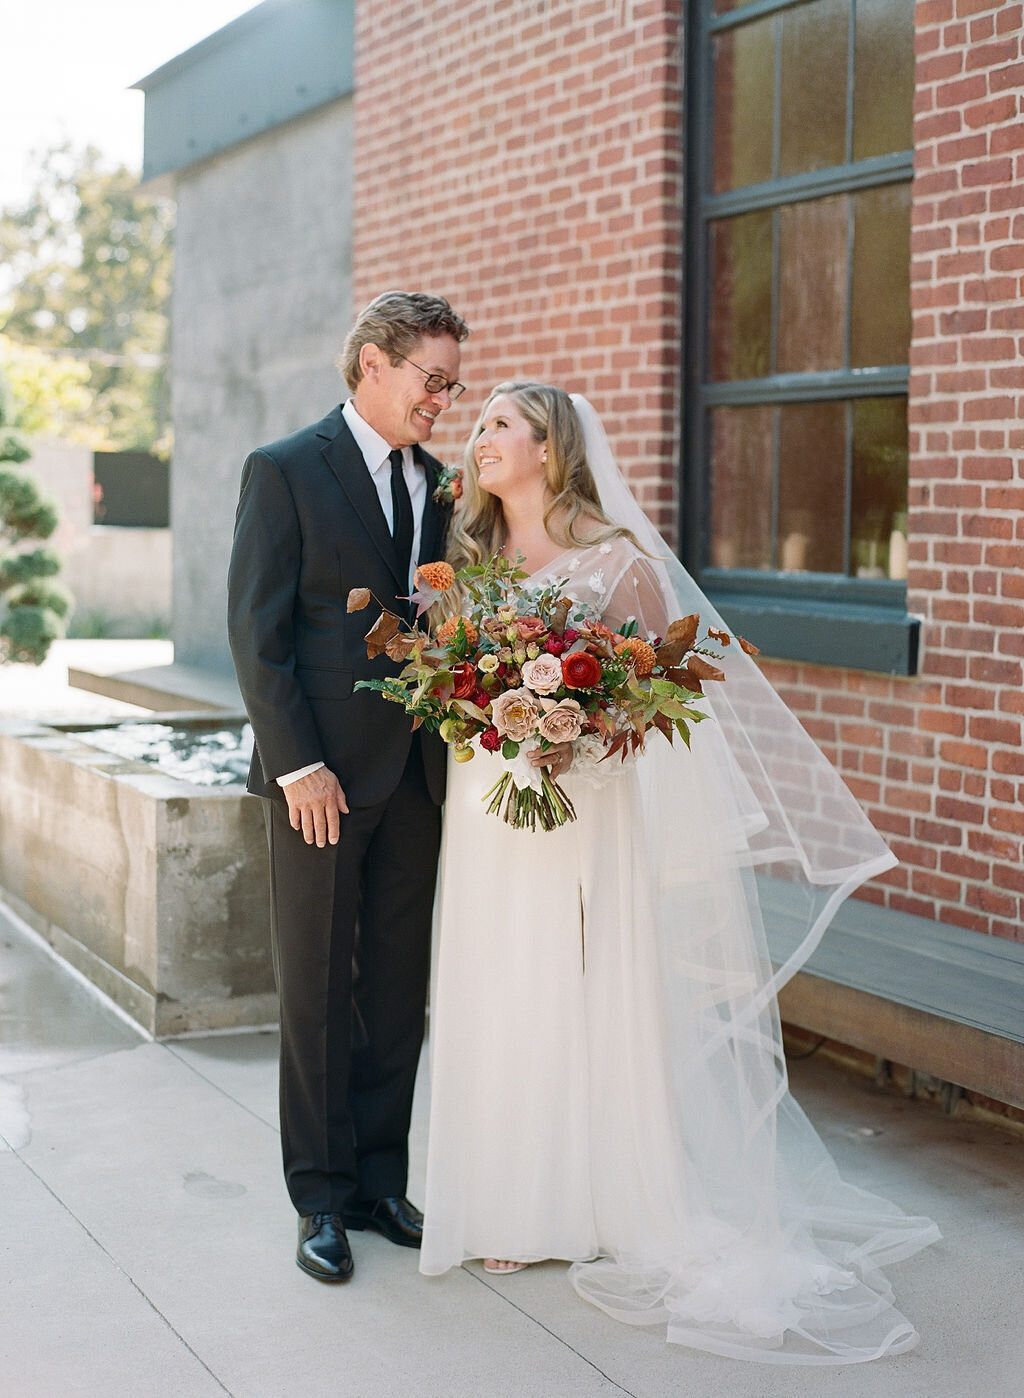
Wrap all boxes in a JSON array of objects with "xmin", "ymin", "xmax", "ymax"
[
  {"xmin": 777, "ymin": 402, "xmax": 846, "ymax": 573},
  {"xmin": 851, "ymin": 396, "xmax": 908, "ymax": 579},
  {"xmin": 778, "ymin": 0, "xmax": 849, "ymax": 177},
  {"xmin": 851, "ymin": 182, "xmax": 912, "ymax": 367},
  {"xmin": 853, "ymin": 0, "xmax": 914, "ymax": 160},
  {"xmin": 712, "ymin": 16, "xmax": 775, "ymax": 193},
  {"xmin": 709, "ymin": 210, "xmax": 773, "ymax": 381},
  {"xmin": 709, "ymin": 405, "xmax": 773, "ymax": 570},
  {"xmin": 777, "ymin": 194, "xmax": 848, "ymax": 374}
]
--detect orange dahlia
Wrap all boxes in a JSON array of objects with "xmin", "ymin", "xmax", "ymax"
[
  {"xmin": 437, "ymin": 615, "xmax": 479, "ymax": 647},
  {"xmin": 415, "ymin": 561, "xmax": 456, "ymax": 592},
  {"xmin": 616, "ymin": 636, "xmax": 657, "ymax": 676}
]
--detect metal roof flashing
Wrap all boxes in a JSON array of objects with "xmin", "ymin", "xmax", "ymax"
[{"xmin": 133, "ymin": 0, "xmax": 354, "ymax": 185}]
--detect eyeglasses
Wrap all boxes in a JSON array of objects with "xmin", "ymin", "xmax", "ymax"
[{"xmin": 395, "ymin": 353, "xmax": 466, "ymax": 400}]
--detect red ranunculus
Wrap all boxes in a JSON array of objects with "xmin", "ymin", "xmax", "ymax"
[
  {"xmin": 544, "ymin": 636, "xmax": 565, "ymax": 656},
  {"xmin": 452, "ymin": 662, "xmax": 476, "ymax": 699},
  {"xmin": 561, "ymin": 650, "xmax": 603, "ymax": 689},
  {"xmin": 479, "ymin": 726, "xmax": 502, "ymax": 752}
]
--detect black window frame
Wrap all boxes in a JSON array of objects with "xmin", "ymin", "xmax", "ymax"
[{"xmin": 682, "ymin": 0, "xmax": 919, "ymax": 675}]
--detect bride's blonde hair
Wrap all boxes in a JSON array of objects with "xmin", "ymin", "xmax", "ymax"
[{"xmin": 446, "ymin": 382, "xmax": 638, "ymax": 575}]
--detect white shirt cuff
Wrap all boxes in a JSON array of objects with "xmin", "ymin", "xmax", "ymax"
[{"xmin": 276, "ymin": 761, "xmax": 325, "ymax": 787}]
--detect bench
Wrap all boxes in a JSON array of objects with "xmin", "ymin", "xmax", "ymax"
[{"xmin": 773, "ymin": 895, "xmax": 1024, "ymax": 1112}]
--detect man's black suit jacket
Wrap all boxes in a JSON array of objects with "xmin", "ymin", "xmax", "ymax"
[{"xmin": 227, "ymin": 404, "xmax": 448, "ymax": 809}]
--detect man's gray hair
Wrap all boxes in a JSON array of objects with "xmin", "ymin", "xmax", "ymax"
[{"xmin": 338, "ymin": 291, "xmax": 469, "ymax": 391}]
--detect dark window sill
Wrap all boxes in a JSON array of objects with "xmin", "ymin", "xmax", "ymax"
[{"xmin": 705, "ymin": 579, "xmax": 919, "ymax": 675}]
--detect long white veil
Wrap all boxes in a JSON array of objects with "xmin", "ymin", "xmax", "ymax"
[{"xmin": 565, "ymin": 395, "xmax": 940, "ymax": 1363}]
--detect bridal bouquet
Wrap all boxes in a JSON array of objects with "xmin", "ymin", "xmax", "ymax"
[{"xmin": 348, "ymin": 554, "xmax": 755, "ymax": 831}]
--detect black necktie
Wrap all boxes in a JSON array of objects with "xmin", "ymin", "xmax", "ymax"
[{"xmin": 389, "ymin": 448, "xmax": 414, "ymax": 581}]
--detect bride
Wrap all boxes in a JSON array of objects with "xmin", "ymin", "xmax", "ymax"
[{"xmin": 418, "ymin": 383, "xmax": 939, "ymax": 1364}]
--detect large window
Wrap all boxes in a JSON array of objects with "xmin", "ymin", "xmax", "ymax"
[{"xmin": 684, "ymin": 0, "xmax": 918, "ymax": 671}]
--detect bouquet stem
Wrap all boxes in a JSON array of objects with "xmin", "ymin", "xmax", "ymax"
[{"xmin": 482, "ymin": 770, "xmax": 577, "ymax": 831}]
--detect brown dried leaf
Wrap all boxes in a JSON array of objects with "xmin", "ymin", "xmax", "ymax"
[
  {"xmin": 687, "ymin": 654, "xmax": 725, "ymax": 682},
  {"xmin": 655, "ymin": 640, "xmax": 688, "ymax": 668},
  {"xmin": 666, "ymin": 614, "xmax": 700, "ymax": 651},
  {"xmin": 347, "ymin": 587, "xmax": 371, "ymax": 612},
  {"xmin": 707, "ymin": 626, "xmax": 731, "ymax": 646},
  {"xmin": 549, "ymin": 597, "xmax": 572, "ymax": 636},
  {"xmin": 384, "ymin": 632, "xmax": 417, "ymax": 663},
  {"xmin": 737, "ymin": 635, "xmax": 761, "ymax": 656},
  {"xmin": 365, "ymin": 611, "xmax": 402, "ymax": 659}
]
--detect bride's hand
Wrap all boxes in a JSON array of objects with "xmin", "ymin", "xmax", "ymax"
[{"xmin": 529, "ymin": 741, "xmax": 573, "ymax": 777}]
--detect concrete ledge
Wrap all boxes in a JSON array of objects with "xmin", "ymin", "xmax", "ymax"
[{"xmin": 68, "ymin": 661, "xmax": 243, "ymax": 713}]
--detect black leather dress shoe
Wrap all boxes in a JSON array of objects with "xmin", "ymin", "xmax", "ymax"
[
  {"xmin": 344, "ymin": 1195, "xmax": 423, "ymax": 1248},
  {"xmin": 296, "ymin": 1213, "xmax": 354, "ymax": 1282}
]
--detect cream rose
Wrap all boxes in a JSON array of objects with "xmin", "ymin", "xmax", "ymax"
[
  {"xmin": 490, "ymin": 687, "xmax": 541, "ymax": 742},
  {"xmin": 537, "ymin": 699, "xmax": 583, "ymax": 744},
  {"xmin": 521, "ymin": 653, "xmax": 563, "ymax": 695}
]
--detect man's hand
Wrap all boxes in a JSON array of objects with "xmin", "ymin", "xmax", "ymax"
[{"xmin": 283, "ymin": 767, "xmax": 350, "ymax": 847}]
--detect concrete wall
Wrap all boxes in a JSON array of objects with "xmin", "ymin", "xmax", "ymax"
[
  {"xmin": 20, "ymin": 441, "xmax": 171, "ymax": 634},
  {"xmin": 0, "ymin": 717, "xmax": 275, "ymax": 1036},
  {"xmin": 169, "ymin": 96, "xmax": 354, "ymax": 671}
]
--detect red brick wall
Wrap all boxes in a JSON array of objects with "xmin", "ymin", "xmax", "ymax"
[
  {"xmin": 759, "ymin": 1, "xmax": 1023, "ymax": 940},
  {"xmin": 352, "ymin": 0, "xmax": 685, "ymax": 539},
  {"xmin": 352, "ymin": 0, "xmax": 1023, "ymax": 940}
]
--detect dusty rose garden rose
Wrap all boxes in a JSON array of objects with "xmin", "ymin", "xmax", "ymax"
[
  {"xmin": 521, "ymin": 653, "xmax": 564, "ymax": 695},
  {"xmin": 490, "ymin": 687, "xmax": 541, "ymax": 742},
  {"xmin": 537, "ymin": 699, "xmax": 584, "ymax": 745},
  {"xmin": 516, "ymin": 616, "xmax": 547, "ymax": 642}
]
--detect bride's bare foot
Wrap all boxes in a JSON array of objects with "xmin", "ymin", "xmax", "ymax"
[{"xmin": 483, "ymin": 1258, "xmax": 530, "ymax": 1274}]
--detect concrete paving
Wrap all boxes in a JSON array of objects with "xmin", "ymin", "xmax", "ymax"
[
  {"xmin": 2, "ymin": 900, "xmax": 1023, "ymax": 1398},
  {"xmin": 1, "ymin": 642, "xmax": 1022, "ymax": 1396}
]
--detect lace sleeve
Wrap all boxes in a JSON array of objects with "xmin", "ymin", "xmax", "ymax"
[{"xmin": 600, "ymin": 545, "xmax": 673, "ymax": 641}]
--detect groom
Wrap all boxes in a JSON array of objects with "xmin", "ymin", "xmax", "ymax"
[{"xmin": 227, "ymin": 291, "xmax": 469, "ymax": 1282}]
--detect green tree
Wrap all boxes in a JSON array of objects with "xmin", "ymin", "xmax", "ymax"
[
  {"xmin": 0, "ymin": 143, "xmax": 174, "ymax": 454},
  {"xmin": 0, "ymin": 367, "xmax": 70, "ymax": 665}
]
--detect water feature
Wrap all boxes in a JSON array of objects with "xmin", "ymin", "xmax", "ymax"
[{"xmin": 70, "ymin": 720, "xmax": 254, "ymax": 787}]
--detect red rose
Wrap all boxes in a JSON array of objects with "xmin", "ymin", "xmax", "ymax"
[
  {"xmin": 479, "ymin": 726, "xmax": 501, "ymax": 752},
  {"xmin": 452, "ymin": 662, "xmax": 476, "ymax": 699},
  {"xmin": 544, "ymin": 636, "xmax": 565, "ymax": 656},
  {"xmin": 561, "ymin": 650, "xmax": 603, "ymax": 689},
  {"xmin": 562, "ymin": 628, "xmax": 580, "ymax": 645}
]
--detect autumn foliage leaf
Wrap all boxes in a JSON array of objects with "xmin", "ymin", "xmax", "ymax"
[{"xmin": 364, "ymin": 610, "xmax": 402, "ymax": 658}]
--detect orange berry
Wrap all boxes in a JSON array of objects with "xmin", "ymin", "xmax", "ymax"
[{"xmin": 415, "ymin": 561, "xmax": 456, "ymax": 592}]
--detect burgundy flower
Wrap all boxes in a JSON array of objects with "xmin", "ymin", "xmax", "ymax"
[
  {"xmin": 479, "ymin": 726, "xmax": 502, "ymax": 752},
  {"xmin": 561, "ymin": 650, "xmax": 603, "ymax": 689},
  {"xmin": 562, "ymin": 628, "xmax": 580, "ymax": 645},
  {"xmin": 544, "ymin": 636, "xmax": 565, "ymax": 656}
]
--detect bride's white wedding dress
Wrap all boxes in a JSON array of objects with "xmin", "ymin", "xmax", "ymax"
[{"xmin": 419, "ymin": 403, "xmax": 938, "ymax": 1365}]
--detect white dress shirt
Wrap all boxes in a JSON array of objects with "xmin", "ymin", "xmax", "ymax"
[{"xmin": 277, "ymin": 399, "xmax": 426, "ymax": 788}]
